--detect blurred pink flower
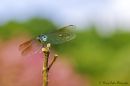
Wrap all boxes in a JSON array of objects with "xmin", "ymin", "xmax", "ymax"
[{"xmin": 0, "ymin": 37, "xmax": 89, "ymax": 86}]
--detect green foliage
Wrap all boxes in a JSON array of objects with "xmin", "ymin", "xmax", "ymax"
[
  {"xmin": 0, "ymin": 18, "xmax": 56, "ymax": 40},
  {"xmin": 55, "ymin": 29, "xmax": 130, "ymax": 85},
  {"xmin": 23, "ymin": 18, "xmax": 56, "ymax": 37}
]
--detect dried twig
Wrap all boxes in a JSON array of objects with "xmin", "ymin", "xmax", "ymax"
[
  {"xmin": 42, "ymin": 43, "xmax": 58, "ymax": 86},
  {"xmin": 48, "ymin": 54, "xmax": 58, "ymax": 71}
]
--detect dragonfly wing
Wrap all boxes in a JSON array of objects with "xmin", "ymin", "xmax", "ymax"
[
  {"xmin": 21, "ymin": 45, "xmax": 33, "ymax": 56},
  {"xmin": 19, "ymin": 39, "xmax": 43, "ymax": 56},
  {"xmin": 46, "ymin": 25, "xmax": 76, "ymax": 44},
  {"xmin": 19, "ymin": 40, "xmax": 33, "ymax": 51}
]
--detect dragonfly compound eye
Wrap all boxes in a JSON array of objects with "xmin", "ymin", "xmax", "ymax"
[{"xmin": 41, "ymin": 35, "xmax": 48, "ymax": 42}]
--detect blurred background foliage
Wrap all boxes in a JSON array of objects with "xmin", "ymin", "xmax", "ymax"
[{"xmin": 0, "ymin": 18, "xmax": 130, "ymax": 86}]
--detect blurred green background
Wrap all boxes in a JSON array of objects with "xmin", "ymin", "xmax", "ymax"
[{"xmin": 0, "ymin": 18, "xmax": 130, "ymax": 86}]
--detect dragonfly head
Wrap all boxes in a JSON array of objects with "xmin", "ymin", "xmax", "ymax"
[{"xmin": 36, "ymin": 34, "xmax": 48, "ymax": 43}]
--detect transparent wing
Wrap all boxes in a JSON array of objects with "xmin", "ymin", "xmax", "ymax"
[
  {"xmin": 19, "ymin": 40, "xmax": 33, "ymax": 51},
  {"xmin": 19, "ymin": 39, "xmax": 43, "ymax": 56},
  {"xmin": 46, "ymin": 25, "xmax": 76, "ymax": 44}
]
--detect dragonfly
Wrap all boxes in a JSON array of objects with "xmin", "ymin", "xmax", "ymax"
[{"xmin": 19, "ymin": 25, "xmax": 76, "ymax": 56}]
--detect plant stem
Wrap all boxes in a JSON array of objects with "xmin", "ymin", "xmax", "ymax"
[
  {"xmin": 42, "ymin": 43, "xmax": 58, "ymax": 86},
  {"xmin": 48, "ymin": 54, "xmax": 58, "ymax": 71},
  {"xmin": 42, "ymin": 46, "xmax": 50, "ymax": 86}
]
